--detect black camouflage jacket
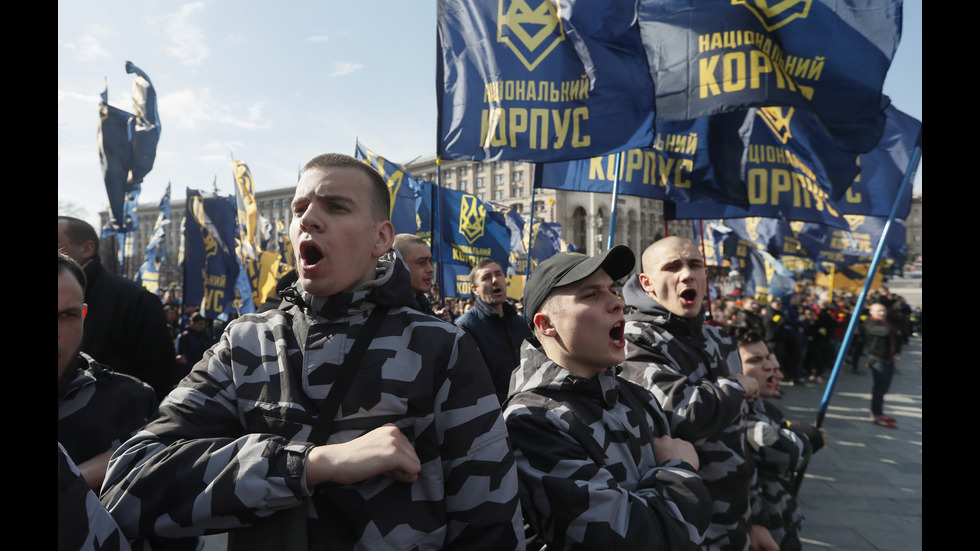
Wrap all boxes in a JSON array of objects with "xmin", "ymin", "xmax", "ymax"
[
  {"xmin": 101, "ymin": 252, "xmax": 524, "ymax": 550},
  {"xmin": 503, "ymin": 342, "xmax": 713, "ymax": 550},
  {"xmin": 745, "ymin": 400, "xmax": 812, "ymax": 548},
  {"xmin": 620, "ymin": 274, "xmax": 755, "ymax": 551}
]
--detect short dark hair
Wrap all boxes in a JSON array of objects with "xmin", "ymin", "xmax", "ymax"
[
  {"xmin": 468, "ymin": 258, "xmax": 503, "ymax": 286},
  {"xmin": 726, "ymin": 326, "xmax": 766, "ymax": 348},
  {"xmin": 58, "ymin": 216, "xmax": 100, "ymax": 255},
  {"xmin": 58, "ymin": 252, "xmax": 87, "ymax": 292},
  {"xmin": 301, "ymin": 153, "xmax": 390, "ymax": 222}
]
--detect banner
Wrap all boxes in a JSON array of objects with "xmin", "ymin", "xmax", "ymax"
[
  {"xmin": 354, "ymin": 141, "xmax": 426, "ymax": 235},
  {"xmin": 232, "ymin": 160, "xmax": 259, "ymax": 260},
  {"xmin": 837, "ymin": 103, "xmax": 922, "ymax": 218},
  {"xmin": 135, "ymin": 183, "xmax": 171, "ymax": 293},
  {"xmin": 537, "ymin": 106, "xmax": 857, "ymax": 226},
  {"xmin": 638, "ymin": 0, "xmax": 902, "ymax": 153},
  {"xmin": 742, "ymin": 247, "xmax": 797, "ymax": 303},
  {"xmin": 795, "ymin": 215, "xmax": 906, "ymax": 267},
  {"xmin": 182, "ymin": 189, "xmax": 242, "ymax": 319},
  {"xmin": 437, "ymin": 0, "xmax": 655, "ymax": 161},
  {"xmin": 436, "ymin": 187, "xmax": 512, "ymax": 297},
  {"xmin": 98, "ymin": 61, "xmax": 161, "ymax": 235}
]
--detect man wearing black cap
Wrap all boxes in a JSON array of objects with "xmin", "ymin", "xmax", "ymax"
[
  {"xmin": 620, "ymin": 236, "xmax": 772, "ymax": 551},
  {"xmin": 503, "ymin": 246, "xmax": 713, "ymax": 550}
]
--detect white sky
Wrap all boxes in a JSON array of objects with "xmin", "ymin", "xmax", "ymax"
[{"xmin": 58, "ymin": 0, "xmax": 922, "ymax": 232}]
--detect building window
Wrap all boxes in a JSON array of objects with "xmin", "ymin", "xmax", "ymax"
[
  {"xmin": 477, "ymin": 164, "xmax": 485, "ymax": 173},
  {"xmin": 476, "ymin": 177, "xmax": 485, "ymax": 188},
  {"xmin": 513, "ymin": 171, "xmax": 523, "ymax": 182},
  {"xmin": 495, "ymin": 174, "xmax": 505, "ymax": 186}
]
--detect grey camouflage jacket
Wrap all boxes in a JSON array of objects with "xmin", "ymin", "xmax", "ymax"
[
  {"xmin": 746, "ymin": 400, "xmax": 817, "ymax": 550},
  {"xmin": 503, "ymin": 341, "xmax": 713, "ymax": 550},
  {"xmin": 101, "ymin": 252, "xmax": 525, "ymax": 550},
  {"xmin": 620, "ymin": 275, "xmax": 755, "ymax": 551}
]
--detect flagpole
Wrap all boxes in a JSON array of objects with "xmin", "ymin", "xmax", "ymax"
[
  {"xmin": 435, "ymin": 157, "xmax": 445, "ymax": 307},
  {"xmin": 527, "ymin": 167, "xmax": 537, "ymax": 280},
  {"xmin": 606, "ymin": 152, "xmax": 623, "ymax": 250},
  {"xmin": 792, "ymin": 144, "xmax": 921, "ymax": 497}
]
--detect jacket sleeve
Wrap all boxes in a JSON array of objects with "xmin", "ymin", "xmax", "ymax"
[
  {"xmin": 623, "ymin": 338, "xmax": 747, "ymax": 443},
  {"xmin": 505, "ymin": 404, "xmax": 711, "ymax": 551},
  {"xmin": 100, "ymin": 333, "xmax": 314, "ymax": 540},
  {"xmin": 746, "ymin": 413, "xmax": 810, "ymax": 479},
  {"xmin": 435, "ymin": 332, "xmax": 525, "ymax": 550}
]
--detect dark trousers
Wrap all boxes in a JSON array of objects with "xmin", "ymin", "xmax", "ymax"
[{"xmin": 870, "ymin": 361, "xmax": 894, "ymax": 417}]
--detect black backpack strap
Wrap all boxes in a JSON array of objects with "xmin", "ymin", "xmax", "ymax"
[{"xmin": 307, "ymin": 305, "xmax": 389, "ymax": 445}]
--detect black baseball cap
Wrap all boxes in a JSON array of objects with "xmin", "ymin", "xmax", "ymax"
[{"xmin": 522, "ymin": 245, "xmax": 635, "ymax": 330}]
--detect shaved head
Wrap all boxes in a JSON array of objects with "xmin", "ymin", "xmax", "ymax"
[{"xmin": 638, "ymin": 236, "xmax": 706, "ymax": 318}]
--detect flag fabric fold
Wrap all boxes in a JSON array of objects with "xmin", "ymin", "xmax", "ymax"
[
  {"xmin": 638, "ymin": 0, "xmax": 902, "ymax": 153},
  {"xmin": 437, "ymin": 0, "xmax": 656, "ymax": 161}
]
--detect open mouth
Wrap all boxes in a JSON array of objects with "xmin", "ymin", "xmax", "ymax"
[
  {"xmin": 680, "ymin": 289, "xmax": 698, "ymax": 303},
  {"xmin": 609, "ymin": 321, "xmax": 625, "ymax": 344},
  {"xmin": 300, "ymin": 242, "xmax": 324, "ymax": 266}
]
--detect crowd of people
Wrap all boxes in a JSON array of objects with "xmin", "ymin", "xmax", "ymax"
[{"xmin": 59, "ymin": 153, "xmax": 919, "ymax": 551}]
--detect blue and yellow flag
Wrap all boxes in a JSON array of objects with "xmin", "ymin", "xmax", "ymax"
[
  {"xmin": 232, "ymin": 160, "xmax": 259, "ymax": 260},
  {"xmin": 182, "ymin": 189, "xmax": 242, "ymax": 318},
  {"xmin": 437, "ymin": 0, "xmax": 655, "ymax": 161},
  {"xmin": 354, "ymin": 141, "xmax": 426, "ymax": 235},
  {"xmin": 135, "ymin": 184, "xmax": 171, "ymax": 293},
  {"xmin": 638, "ymin": 0, "xmax": 901, "ymax": 153},
  {"xmin": 437, "ymin": 187, "xmax": 512, "ymax": 297},
  {"xmin": 742, "ymin": 247, "xmax": 797, "ymax": 303},
  {"xmin": 98, "ymin": 61, "xmax": 161, "ymax": 235},
  {"xmin": 837, "ymin": 103, "xmax": 922, "ymax": 218},
  {"xmin": 537, "ymin": 106, "xmax": 857, "ymax": 226},
  {"xmin": 794, "ymin": 215, "xmax": 906, "ymax": 267}
]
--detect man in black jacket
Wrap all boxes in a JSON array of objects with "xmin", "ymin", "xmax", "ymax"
[
  {"xmin": 58, "ymin": 216, "xmax": 179, "ymax": 401},
  {"xmin": 864, "ymin": 301, "xmax": 901, "ymax": 428}
]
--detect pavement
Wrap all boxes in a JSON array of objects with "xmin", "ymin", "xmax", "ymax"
[
  {"xmin": 202, "ymin": 335, "xmax": 923, "ymax": 551},
  {"xmin": 776, "ymin": 334, "xmax": 922, "ymax": 550}
]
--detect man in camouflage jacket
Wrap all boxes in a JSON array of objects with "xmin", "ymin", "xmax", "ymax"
[
  {"xmin": 504, "ymin": 246, "xmax": 713, "ymax": 550},
  {"xmin": 101, "ymin": 154, "xmax": 524, "ymax": 550},
  {"xmin": 621, "ymin": 237, "xmax": 768, "ymax": 551},
  {"xmin": 729, "ymin": 327, "xmax": 827, "ymax": 551}
]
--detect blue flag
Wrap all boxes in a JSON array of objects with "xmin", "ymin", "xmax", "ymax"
[
  {"xmin": 437, "ymin": 187, "xmax": 512, "ymax": 297},
  {"xmin": 437, "ymin": 0, "xmax": 655, "ymax": 161},
  {"xmin": 539, "ymin": 107, "xmax": 857, "ymax": 228},
  {"xmin": 638, "ymin": 0, "xmax": 902, "ymax": 153},
  {"xmin": 232, "ymin": 160, "xmax": 259, "ymax": 260},
  {"xmin": 98, "ymin": 61, "xmax": 162, "ymax": 235},
  {"xmin": 837, "ymin": 103, "xmax": 922, "ymax": 218},
  {"xmin": 182, "ymin": 189, "xmax": 242, "ymax": 319},
  {"xmin": 354, "ymin": 141, "xmax": 426, "ymax": 235},
  {"xmin": 135, "ymin": 184, "xmax": 172, "ymax": 292},
  {"xmin": 795, "ymin": 215, "xmax": 906, "ymax": 267},
  {"xmin": 742, "ymin": 247, "xmax": 797, "ymax": 303}
]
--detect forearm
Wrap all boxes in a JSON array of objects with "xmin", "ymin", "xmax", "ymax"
[{"xmin": 77, "ymin": 449, "xmax": 114, "ymax": 491}]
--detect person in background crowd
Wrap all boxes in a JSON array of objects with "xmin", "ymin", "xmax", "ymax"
[
  {"xmin": 864, "ymin": 301, "xmax": 901, "ymax": 429},
  {"xmin": 621, "ymin": 236, "xmax": 773, "ymax": 551},
  {"xmin": 506, "ymin": 246, "xmax": 713, "ymax": 550},
  {"xmin": 58, "ymin": 216, "xmax": 179, "ymax": 402},
  {"xmin": 101, "ymin": 153, "xmax": 524, "ymax": 550},
  {"xmin": 456, "ymin": 258, "xmax": 533, "ymax": 404},
  {"xmin": 175, "ymin": 312, "xmax": 216, "ymax": 377},
  {"xmin": 392, "ymin": 233, "xmax": 452, "ymax": 322}
]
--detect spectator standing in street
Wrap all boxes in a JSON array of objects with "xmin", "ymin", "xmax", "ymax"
[
  {"xmin": 456, "ymin": 258, "xmax": 533, "ymax": 404},
  {"xmin": 864, "ymin": 301, "xmax": 901, "ymax": 428}
]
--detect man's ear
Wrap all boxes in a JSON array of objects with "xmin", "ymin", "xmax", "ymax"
[
  {"xmin": 533, "ymin": 311, "xmax": 556, "ymax": 337},
  {"xmin": 80, "ymin": 240, "xmax": 96, "ymax": 263},
  {"xmin": 637, "ymin": 272, "xmax": 655, "ymax": 296},
  {"xmin": 372, "ymin": 221, "xmax": 395, "ymax": 259}
]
